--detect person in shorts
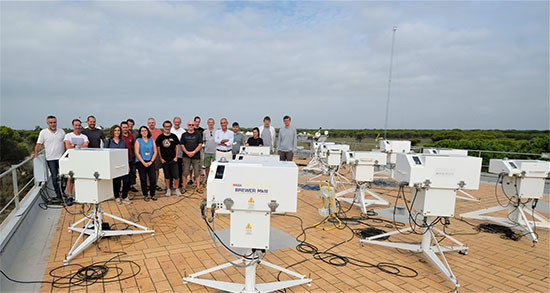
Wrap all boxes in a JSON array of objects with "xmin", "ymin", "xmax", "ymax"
[
  {"xmin": 203, "ymin": 118, "xmax": 216, "ymax": 182},
  {"xmin": 181, "ymin": 120, "xmax": 203, "ymax": 193},
  {"xmin": 155, "ymin": 120, "xmax": 181, "ymax": 196}
]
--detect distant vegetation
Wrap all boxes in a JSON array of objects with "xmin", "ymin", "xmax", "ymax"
[{"xmin": 1, "ymin": 126, "xmax": 548, "ymax": 173}]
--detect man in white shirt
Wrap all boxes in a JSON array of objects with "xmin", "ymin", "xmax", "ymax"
[
  {"xmin": 171, "ymin": 116, "xmax": 186, "ymax": 189},
  {"xmin": 214, "ymin": 118, "xmax": 233, "ymax": 161},
  {"xmin": 63, "ymin": 119, "xmax": 89, "ymax": 206},
  {"xmin": 259, "ymin": 116, "xmax": 276, "ymax": 154},
  {"xmin": 32, "ymin": 115, "xmax": 66, "ymax": 198}
]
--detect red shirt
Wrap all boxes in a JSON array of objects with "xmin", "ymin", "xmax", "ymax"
[
  {"xmin": 122, "ymin": 132, "xmax": 134, "ymax": 160},
  {"xmin": 150, "ymin": 128, "xmax": 162, "ymax": 140}
]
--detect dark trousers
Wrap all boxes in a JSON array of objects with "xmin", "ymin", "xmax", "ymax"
[
  {"xmin": 46, "ymin": 160, "xmax": 60, "ymax": 195},
  {"xmin": 136, "ymin": 161, "xmax": 156, "ymax": 197},
  {"xmin": 113, "ymin": 175, "xmax": 130, "ymax": 199},
  {"xmin": 128, "ymin": 160, "xmax": 137, "ymax": 185},
  {"xmin": 170, "ymin": 157, "xmax": 183, "ymax": 189},
  {"xmin": 278, "ymin": 151, "xmax": 294, "ymax": 162}
]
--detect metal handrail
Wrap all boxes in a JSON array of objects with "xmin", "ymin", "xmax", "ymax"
[{"xmin": 0, "ymin": 151, "xmax": 45, "ymax": 223}]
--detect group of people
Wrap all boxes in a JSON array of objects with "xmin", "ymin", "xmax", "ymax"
[{"xmin": 33, "ymin": 114, "xmax": 297, "ymax": 205}]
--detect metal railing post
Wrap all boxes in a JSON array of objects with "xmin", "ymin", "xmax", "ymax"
[{"xmin": 11, "ymin": 167, "xmax": 20, "ymax": 211}]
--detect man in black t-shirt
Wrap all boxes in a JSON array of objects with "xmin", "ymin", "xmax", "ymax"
[
  {"xmin": 156, "ymin": 120, "xmax": 181, "ymax": 196},
  {"xmin": 181, "ymin": 120, "xmax": 203, "ymax": 193},
  {"xmin": 81, "ymin": 115, "xmax": 106, "ymax": 148}
]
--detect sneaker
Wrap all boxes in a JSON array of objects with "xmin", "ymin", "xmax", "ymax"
[
  {"xmin": 196, "ymin": 188, "xmax": 203, "ymax": 194},
  {"xmin": 66, "ymin": 197, "xmax": 73, "ymax": 206},
  {"xmin": 175, "ymin": 189, "xmax": 182, "ymax": 196},
  {"xmin": 144, "ymin": 196, "xmax": 150, "ymax": 202},
  {"xmin": 123, "ymin": 198, "xmax": 131, "ymax": 204},
  {"xmin": 130, "ymin": 186, "xmax": 138, "ymax": 192},
  {"xmin": 115, "ymin": 198, "xmax": 122, "ymax": 204},
  {"xmin": 165, "ymin": 189, "xmax": 172, "ymax": 197},
  {"xmin": 151, "ymin": 196, "xmax": 158, "ymax": 201},
  {"xmin": 155, "ymin": 186, "xmax": 163, "ymax": 191}
]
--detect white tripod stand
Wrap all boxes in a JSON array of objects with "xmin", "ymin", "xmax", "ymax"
[
  {"xmin": 184, "ymin": 248, "xmax": 311, "ymax": 292},
  {"xmin": 65, "ymin": 203, "xmax": 154, "ymax": 263},
  {"xmin": 336, "ymin": 182, "xmax": 389, "ymax": 214},
  {"xmin": 361, "ymin": 216, "xmax": 467, "ymax": 288},
  {"xmin": 460, "ymin": 198, "xmax": 550, "ymax": 244}
]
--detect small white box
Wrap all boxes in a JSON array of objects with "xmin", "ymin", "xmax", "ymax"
[
  {"xmin": 230, "ymin": 211, "xmax": 270, "ymax": 249},
  {"xmin": 354, "ymin": 164, "xmax": 375, "ymax": 182},
  {"xmin": 239, "ymin": 146, "xmax": 271, "ymax": 155},
  {"xmin": 327, "ymin": 149, "xmax": 343, "ymax": 166},
  {"xmin": 379, "ymin": 140, "xmax": 411, "ymax": 153},
  {"xmin": 412, "ymin": 188, "xmax": 457, "ymax": 217},
  {"xmin": 75, "ymin": 179, "xmax": 113, "ymax": 204}
]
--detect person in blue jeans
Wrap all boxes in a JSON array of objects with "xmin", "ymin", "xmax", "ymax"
[
  {"xmin": 104, "ymin": 125, "xmax": 131, "ymax": 204},
  {"xmin": 134, "ymin": 126, "xmax": 158, "ymax": 201},
  {"xmin": 33, "ymin": 115, "xmax": 66, "ymax": 199}
]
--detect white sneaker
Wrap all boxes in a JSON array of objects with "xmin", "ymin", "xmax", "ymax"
[
  {"xmin": 123, "ymin": 198, "xmax": 131, "ymax": 204},
  {"xmin": 175, "ymin": 189, "xmax": 182, "ymax": 196},
  {"xmin": 165, "ymin": 189, "xmax": 172, "ymax": 197},
  {"xmin": 115, "ymin": 198, "xmax": 122, "ymax": 204}
]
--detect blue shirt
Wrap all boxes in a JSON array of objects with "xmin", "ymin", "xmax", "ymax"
[{"xmin": 136, "ymin": 138, "xmax": 154, "ymax": 162}]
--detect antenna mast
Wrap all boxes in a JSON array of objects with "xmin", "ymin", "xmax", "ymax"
[{"xmin": 383, "ymin": 26, "xmax": 397, "ymax": 139}]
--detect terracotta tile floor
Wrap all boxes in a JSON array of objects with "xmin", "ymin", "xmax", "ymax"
[{"xmin": 41, "ymin": 163, "xmax": 549, "ymax": 292}]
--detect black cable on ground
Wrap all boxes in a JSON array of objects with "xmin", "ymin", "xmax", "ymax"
[
  {"xmin": 273, "ymin": 213, "xmax": 418, "ymax": 281},
  {"xmin": 476, "ymin": 223, "xmax": 522, "ymax": 241},
  {"xmin": 0, "ymin": 252, "xmax": 141, "ymax": 289}
]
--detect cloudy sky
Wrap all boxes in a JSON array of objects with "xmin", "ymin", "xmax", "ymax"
[{"xmin": 1, "ymin": 1, "xmax": 548, "ymax": 130}]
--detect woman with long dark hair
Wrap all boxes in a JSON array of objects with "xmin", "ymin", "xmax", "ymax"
[{"xmin": 104, "ymin": 125, "xmax": 131, "ymax": 204}]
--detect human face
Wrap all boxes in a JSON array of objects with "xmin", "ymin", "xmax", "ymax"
[
  {"xmin": 163, "ymin": 123, "xmax": 171, "ymax": 134},
  {"xmin": 47, "ymin": 118, "xmax": 57, "ymax": 131},
  {"xmin": 187, "ymin": 120, "xmax": 195, "ymax": 132},
  {"xmin": 263, "ymin": 119, "xmax": 270, "ymax": 128},
  {"xmin": 114, "ymin": 127, "xmax": 121, "ymax": 138},
  {"xmin": 73, "ymin": 121, "xmax": 82, "ymax": 133},
  {"xmin": 194, "ymin": 118, "xmax": 201, "ymax": 128},
  {"xmin": 121, "ymin": 124, "xmax": 129, "ymax": 135},
  {"xmin": 284, "ymin": 118, "xmax": 291, "ymax": 128},
  {"xmin": 87, "ymin": 117, "xmax": 96, "ymax": 129},
  {"xmin": 232, "ymin": 125, "xmax": 239, "ymax": 133},
  {"xmin": 173, "ymin": 118, "xmax": 181, "ymax": 129},
  {"xmin": 253, "ymin": 129, "xmax": 259, "ymax": 138},
  {"xmin": 128, "ymin": 121, "xmax": 134, "ymax": 129},
  {"xmin": 140, "ymin": 128, "xmax": 148, "ymax": 138},
  {"xmin": 148, "ymin": 119, "xmax": 156, "ymax": 130},
  {"xmin": 207, "ymin": 119, "xmax": 214, "ymax": 129},
  {"xmin": 220, "ymin": 119, "xmax": 228, "ymax": 131}
]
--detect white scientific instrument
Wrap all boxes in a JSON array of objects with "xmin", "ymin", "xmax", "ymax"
[
  {"xmin": 303, "ymin": 141, "xmax": 334, "ymax": 173},
  {"xmin": 336, "ymin": 151, "xmax": 389, "ymax": 213},
  {"xmin": 184, "ymin": 160, "xmax": 311, "ymax": 292},
  {"xmin": 421, "ymin": 148, "xmax": 478, "ymax": 202},
  {"xmin": 308, "ymin": 144, "xmax": 351, "ymax": 189},
  {"xmin": 59, "ymin": 149, "xmax": 154, "ymax": 263},
  {"xmin": 239, "ymin": 146, "xmax": 271, "ymax": 155},
  {"xmin": 379, "ymin": 140, "xmax": 411, "ymax": 177},
  {"xmin": 361, "ymin": 153, "xmax": 482, "ymax": 289},
  {"xmin": 460, "ymin": 159, "xmax": 550, "ymax": 244},
  {"xmin": 423, "ymin": 148, "xmax": 468, "ymax": 156}
]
